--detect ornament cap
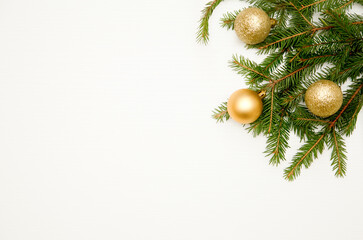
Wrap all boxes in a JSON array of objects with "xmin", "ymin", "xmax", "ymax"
[
  {"xmin": 270, "ymin": 18, "xmax": 277, "ymax": 27},
  {"xmin": 258, "ymin": 90, "xmax": 267, "ymax": 99}
]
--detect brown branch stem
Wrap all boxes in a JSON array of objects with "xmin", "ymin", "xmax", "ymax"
[
  {"xmin": 300, "ymin": 0, "xmax": 327, "ymax": 10},
  {"xmin": 336, "ymin": 0, "xmax": 354, "ymax": 10},
  {"xmin": 284, "ymin": 91, "xmax": 305, "ymax": 103},
  {"xmin": 273, "ymin": 65, "xmax": 309, "ymax": 84},
  {"xmin": 274, "ymin": 111, "xmax": 285, "ymax": 155},
  {"xmin": 268, "ymin": 86, "xmax": 275, "ymax": 133},
  {"xmin": 264, "ymin": 49, "xmax": 286, "ymax": 71},
  {"xmin": 300, "ymin": 54, "xmax": 335, "ymax": 62},
  {"xmin": 259, "ymin": 31, "xmax": 309, "ymax": 49},
  {"xmin": 214, "ymin": 110, "xmax": 227, "ymax": 119},
  {"xmin": 332, "ymin": 129, "xmax": 342, "ymax": 176},
  {"xmin": 289, "ymin": 1, "xmax": 315, "ymax": 27},
  {"xmin": 286, "ymin": 133, "xmax": 326, "ymax": 179},
  {"xmin": 329, "ymin": 84, "xmax": 363, "ymax": 128},
  {"xmin": 233, "ymin": 61, "xmax": 273, "ymax": 82},
  {"xmin": 296, "ymin": 118, "xmax": 332, "ymax": 124},
  {"xmin": 260, "ymin": 22, "xmax": 362, "ymax": 49},
  {"xmin": 345, "ymin": 101, "xmax": 361, "ymax": 131}
]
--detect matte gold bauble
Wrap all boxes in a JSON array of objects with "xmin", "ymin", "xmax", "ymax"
[
  {"xmin": 305, "ymin": 80, "xmax": 343, "ymax": 118},
  {"xmin": 234, "ymin": 7, "xmax": 272, "ymax": 45},
  {"xmin": 227, "ymin": 89, "xmax": 265, "ymax": 124}
]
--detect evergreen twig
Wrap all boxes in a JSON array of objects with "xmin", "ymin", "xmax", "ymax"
[
  {"xmin": 197, "ymin": 0, "xmax": 225, "ymax": 44},
  {"xmin": 220, "ymin": 10, "xmax": 241, "ymax": 30},
  {"xmin": 212, "ymin": 102, "xmax": 230, "ymax": 123},
  {"xmin": 199, "ymin": 0, "xmax": 363, "ymax": 180}
]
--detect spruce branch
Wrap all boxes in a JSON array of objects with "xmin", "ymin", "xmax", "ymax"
[
  {"xmin": 343, "ymin": 98, "xmax": 362, "ymax": 135},
  {"xmin": 302, "ymin": 0, "xmax": 353, "ymax": 11},
  {"xmin": 212, "ymin": 102, "xmax": 230, "ymax": 123},
  {"xmin": 282, "ymin": 90, "xmax": 305, "ymax": 107},
  {"xmin": 264, "ymin": 109, "xmax": 290, "ymax": 165},
  {"xmin": 259, "ymin": 30, "xmax": 310, "ymax": 50},
  {"xmin": 299, "ymin": 0, "xmax": 328, "ymax": 10},
  {"xmin": 200, "ymin": 0, "xmax": 362, "ymax": 180},
  {"xmin": 220, "ymin": 10, "xmax": 240, "ymax": 30},
  {"xmin": 291, "ymin": 105, "xmax": 321, "ymax": 140},
  {"xmin": 261, "ymin": 49, "xmax": 287, "ymax": 73},
  {"xmin": 299, "ymin": 54, "xmax": 336, "ymax": 63},
  {"xmin": 328, "ymin": 128, "xmax": 347, "ymax": 177},
  {"xmin": 329, "ymin": 83, "xmax": 363, "ymax": 128},
  {"xmin": 268, "ymin": 85, "xmax": 275, "ymax": 133},
  {"xmin": 272, "ymin": 64, "xmax": 310, "ymax": 89},
  {"xmin": 337, "ymin": 81, "xmax": 363, "ymax": 134},
  {"xmin": 285, "ymin": 83, "xmax": 362, "ymax": 180},
  {"xmin": 295, "ymin": 118, "xmax": 332, "ymax": 124},
  {"xmin": 301, "ymin": 38, "xmax": 357, "ymax": 50},
  {"xmin": 284, "ymin": 131, "xmax": 327, "ymax": 181},
  {"xmin": 230, "ymin": 55, "xmax": 274, "ymax": 85},
  {"xmin": 259, "ymin": 21, "xmax": 363, "ymax": 50},
  {"xmin": 336, "ymin": 0, "xmax": 355, "ymax": 10},
  {"xmin": 197, "ymin": 0, "xmax": 224, "ymax": 44},
  {"xmin": 289, "ymin": 1, "xmax": 315, "ymax": 27},
  {"xmin": 324, "ymin": 9, "xmax": 358, "ymax": 38}
]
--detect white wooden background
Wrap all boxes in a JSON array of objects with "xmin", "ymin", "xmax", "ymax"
[{"xmin": 0, "ymin": 1, "xmax": 362, "ymax": 239}]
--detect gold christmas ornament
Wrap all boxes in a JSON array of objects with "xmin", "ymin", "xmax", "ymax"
[
  {"xmin": 305, "ymin": 80, "xmax": 343, "ymax": 118},
  {"xmin": 227, "ymin": 89, "xmax": 265, "ymax": 124},
  {"xmin": 234, "ymin": 7, "xmax": 273, "ymax": 45}
]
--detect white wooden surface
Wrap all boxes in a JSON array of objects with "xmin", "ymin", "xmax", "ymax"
[{"xmin": 0, "ymin": 1, "xmax": 362, "ymax": 239}]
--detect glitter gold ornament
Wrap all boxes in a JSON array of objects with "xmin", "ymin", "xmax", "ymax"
[
  {"xmin": 305, "ymin": 80, "xmax": 343, "ymax": 118},
  {"xmin": 234, "ymin": 7, "xmax": 273, "ymax": 45},
  {"xmin": 227, "ymin": 89, "xmax": 266, "ymax": 124}
]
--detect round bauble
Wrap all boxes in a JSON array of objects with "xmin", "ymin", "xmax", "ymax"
[
  {"xmin": 234, "ymin": 7, "xmax": 272, "ymax": 45},
  {"xmin": 305, "ymin": 80, "xmax": 343, "ymax": 118},
  {"xmin": 227, "ymin": 89, "xmax": 264, "ymax": 124}
]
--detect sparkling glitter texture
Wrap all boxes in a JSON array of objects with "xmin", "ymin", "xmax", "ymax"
[
  {"xmin": 305, "ymin": 80, "xmax": 343, "ymax": 118},
  {"xmin": 234, "ymin": 8, "xmax": 271, "ymax": 45}
]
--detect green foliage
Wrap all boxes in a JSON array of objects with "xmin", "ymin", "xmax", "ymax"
[
  {"xmin": 327, "ymin": 128, "xmax": 347, "ymax": 177},
  {"xmin": 337, "ymin": 80, "xmax": 363, "ymax": 135},
  {"xmin": 197, "ymin": 0, "xmax": 225, "ymax": 44},
  {"xmin": 201, "ymin": 0, "xmax": 363, "ymax": 180},
  {"xmin": 290, "ymin": 104, "xmax": 327, "ymax": 140},
  {"xmin": 212, "ymin": 102, "xmax": 230, "ymax": 122},
  {"xmin": 230, "ymin": 55, "xmax": 272, "ymax": 87},
  {"xmin": 264, "ymin": 110, "xmax": 291, "ymax": 165},
  {"xmin": 284, "ymin": 130, "xmax": 327, "ymax": 181},
  {"xmin": 220, "ymin": 10, "xmax": 241, "ymax": 30}
]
